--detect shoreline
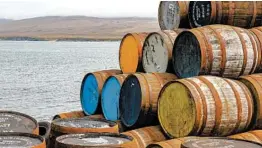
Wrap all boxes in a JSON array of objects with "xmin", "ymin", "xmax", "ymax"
[{"xmin": 0, "ymin": 37, "xmax": 121, "ymax": 42}]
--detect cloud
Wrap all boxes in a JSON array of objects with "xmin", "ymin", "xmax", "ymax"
[{"xmin": 0, "ymin": 0, "xmax": 159, "ymax": 19}]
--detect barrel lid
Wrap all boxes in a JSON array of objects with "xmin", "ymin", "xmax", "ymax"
[
  {"xmin": 80, "ymin": 73, "xmax": 99, "ymax": 115},
  {"xmin": 102, "ymin": 76, "xmax": 121, "ymax": 121},
  {"xmin": 0, "ymin": 111, "xmax": 37, "ymax": 133},
  {"xmin": 142, "ymin": 32, "xmax": 169, "ymax": 73},
  {"xmin": 53, "ymin": 117, "xmax": 115, "ymax": 129},
  {"xmin": 182, "ymin": 137, "xmax": 262, "ymax": 148},
  {"xmin": 56, "ymin": 133, "xmax": 132, "ymax": 147},
  {"xmin": 120, "ymin": 74, "xmax": 142, "ymax": 127},
  {"xmin": 0, "ymin": 133, "xmax": 44, "ymax": 147},
  {"xmin": 188, "ymin": 1, "xmax": 212, "ymax": 28},
  {"xmin": 158, "ymin": 1, "xmax": 180, "ymax": 30}
]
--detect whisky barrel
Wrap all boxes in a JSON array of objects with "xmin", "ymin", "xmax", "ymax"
[
  {"xmin": 101, "ymin": 74, "xmax": 129, "ymax": 121},
  {"xmin": 181, "ymin": 137, "xmax": 262, "ymax": 148},
  {"xmin": 80, "ymin": 70, "xmax": 122, "ymax": 115},
  {"xmin": 158, "ymin": 76, "xmax": 253, "ymax": 138},
  {"xmin": 50, "ymin": 117, "xmax": 119, "ymax": 147},
  {"xmin": 53, "ymin": 111, "xmax": 104, "ymax": 120},
  {"xmin": 188, "ymin": 1, "xmax": 262, "ymax": 28},
  {"xmin": 0, "ymin": 111, "xmax": 39, "ymax": 135},
  {"xmin": 158, "ymin": 1, "xmax": 190, "ymax": 29},
  {"xmin": 250, "ymin": 27, "xmax": 262, "ymax": 72},
  {"xmin": 120, "ymin": 73, "xmax": 177, "ymax": 128},
  {"xmin": 53, "ymin": 111, "xmax": 85, "ymax": 120},
  {"xmin": 119, "ymin": 33, "xmax": 149, "ymax": 73},
  {"xmin": 55, "ymin": 133, "xmax": 136, "ymax": 148},
  {"xmin": 0, "ymin": 133, "xmax": 46, "ymax": 148},
  {"xmin": 39, "ymin": 121, "xmax": 51, "ymax": 147},
  {"xmin": 123, "ymin": 126, "xmax": 167, "ymax": 148},
  {"xmin": 173, "ymin": 25, "xmax": 260, "ymax": 78},
  {"xmin": 147, "ymin": 137, "xmax": 191, "ymax": 148},
  {"xmin": 240, "ymin": 74, "xmax": 262, "ymax": 129},
  {"xmin": 229, "ymin": 130, "xmax": 262, "ymax": 144},
  {"xmin": 142, "ymin": 30, "xmax": 183, "ymax": 73}
]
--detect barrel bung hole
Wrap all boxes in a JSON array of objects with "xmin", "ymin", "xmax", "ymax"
[{"xmin": 173, "ymin": 31, "xmax": 201, "ymax": 78}]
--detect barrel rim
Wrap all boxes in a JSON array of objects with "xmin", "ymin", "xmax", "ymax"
[
  {"xmin": 52, "ymin": 117, "xmax": 118, "ymax": 131},
  {"xmin": 0, "ymin": 132, "xmax": 45, "ymax": 142},
  {"xmin": 182, "ymin": 137, "xmax": 262, "ymax": 147},
  {"xmin": 188, "ymin": 1, "xmax": 213, "ymax": 28},
  {"xmin": 80, "ymin": 72, "xmax": 99, "ymax": 115},
  {"xmin": 56, "ymin": 133, "xmax": 134, "ymax": 147},
  {"xmin": 158, "ymin": 80, "xmax": 196, "ymax": 138},
  {"xmin": 172, "ymin": 30, "xmax": 201, "ymax": 78},
  {"xmin": 101, "ymin": 76, "xmax": 121, "ymax": 121},
  {"xmin": 0, "ymin": 110, "xmax": 38, "ymax": 130},
  {"xmin": 120, "ymin": 74, "xmax": 142, "ymax": 127}
]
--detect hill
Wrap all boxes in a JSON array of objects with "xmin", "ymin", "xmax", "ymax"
[{"xmin": 0, "ymin": 16, "xmax": 159, "ymax": 41}]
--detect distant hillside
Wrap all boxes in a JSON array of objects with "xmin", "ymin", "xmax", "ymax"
[{"xmin": 0, "ymin": 16, "xmax": 159, "ymax": 41}]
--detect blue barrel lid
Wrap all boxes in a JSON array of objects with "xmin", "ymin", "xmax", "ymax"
[
  {"xmin": 101, "ymin": 77, "xmax": 121, "ymax": 121},
  {"xmin": 80, "ymin": 74, "xmax": 99, "ymax": 115},
  {"xmin": 120, "ymin": 75, "xmax": 142, "ymax": 127}
]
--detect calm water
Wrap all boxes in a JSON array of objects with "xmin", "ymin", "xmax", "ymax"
[{"xmin": 0, "ymin": 41, "xmax": 120, "ymax": 121}]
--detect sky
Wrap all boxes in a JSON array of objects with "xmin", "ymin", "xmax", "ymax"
[{"xmin": 0, "ymin": 0, "xmax": 159, "ymax": 20}]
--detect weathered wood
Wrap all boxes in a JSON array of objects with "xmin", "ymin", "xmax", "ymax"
[
  {"xmin": 158, "ymin": 76, "xmax": 253, "ymax": 138},
  {"xmin": 158, "ymin": 1, "xmax": 190, "ymax": 30},
  {"xmin": 142, "ymin": 30, "xmax": 183, "ymax": 73},
  {"xmin": 173, "ymin": 25, "xmax": 259, "ymax": 78},
  {"xmin": 189, "ymin": 1, "xmax": 262, "ymax": 28}
]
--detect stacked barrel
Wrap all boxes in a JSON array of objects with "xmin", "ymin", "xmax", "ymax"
[
  {"xmin": 51, "ymin": 1, "xmax": 262, "ymax": 148},
  {"xmin": 5, "ymin": 1, "xmax": 262, "ymax": 148}
]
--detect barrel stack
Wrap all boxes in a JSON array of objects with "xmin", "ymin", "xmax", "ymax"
[{"xmin": 5, "ymin": 1, "xmax": 262, "ymax": 148}]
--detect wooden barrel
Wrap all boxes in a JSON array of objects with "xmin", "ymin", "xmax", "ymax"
[
  {"xmin": 229, "ymin": 130, "xmax": 262, "ymax": 144},
  {"xmin": 120, "ymin": 73, "xmax": 177, "ymax": 128},
  {"xmin": 240, "ymin": 74, "xmax": 262, "ymax": 129},
  {"xmin": 53, "ymin": 111, "xmax": 86, "ymax": 120},
  {"xmin": 50, "ymin": 117, "xmax": 119, "ymax": 147},
  {"xmin": 158, "ymin": 76, "xmax": 253, "ymax": 138},
  {"xmin": 173, "ymin": 25, "xmax": 260, "ymax": 78},
  {"xmin": 80, "ymin": 70, "xmax": 122, "ymax": 115},
  {"xmin": 55, "ymin": 133, "xmax": 136, "ymax": 148},
  {"xmin": 188, "ymin": 1, "xmax": 262, "ymax": 28},
  {"xmin": 101, "ymin": 74, "xmax": 129, "ymax": 121},
  {"xmin": 39, "ymin": 121, "xmax": 51, "ymax": 147},
  {"xmin": 147, "ymin": 137, "xmax": 190, "ymax": 148},
  {"xmin": 250, "ymin": 27, "xmax": 262, "ymax": 72},
  {"xmin": 142, "ymin": 30, "xmax": 184, "ymax": 73},
  {"xmin": 0, "ymin": 111, "xmax": 39, "ymax": 135},
  {"xmin": 123, "ymin": 126, "xmax": 167, "ymax": 148},
  {"xmin": 158, "ymin": 1, "xmax": 190, "ymax": 30},
  {"xmin": 0, "ymin": 133, "xmax": 46, "ymax": 148},
  {"xmin": 181, "ymin": 137, "xmax": 262, "ymax": 148},
  {"xmin": 119, "ymin": 33, "xmax": 149, "ymax": 73}
]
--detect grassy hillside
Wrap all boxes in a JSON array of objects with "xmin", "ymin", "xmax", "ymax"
[{"xmin": 0, "ymin": 16, "xmax": 159, "ymax": 41}]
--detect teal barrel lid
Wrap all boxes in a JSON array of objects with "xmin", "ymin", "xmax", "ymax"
[
  {"xmin": 102, "ymin": 76, "xmax": 121, "ymax": 121},
  {"xmin": 80, "ymin": 73, "xmax": 99, "ymax": 115}
]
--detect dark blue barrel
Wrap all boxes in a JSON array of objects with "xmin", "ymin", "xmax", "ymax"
[
  {"xmin": 80, "ymin": 70, "xmax": 122, "ymax": 115},
  {"xmin": 120, "ymin": 73, "xmax": 177, "ymax": 128},
  {"xmin": 101, "ymin": 74, "xmax": 129, "ymax": 121}
]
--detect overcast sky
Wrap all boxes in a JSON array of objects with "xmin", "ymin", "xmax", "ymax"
[{"xmin": 0, "ymin": 0, "xmax": 159, "ymax": 20}]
